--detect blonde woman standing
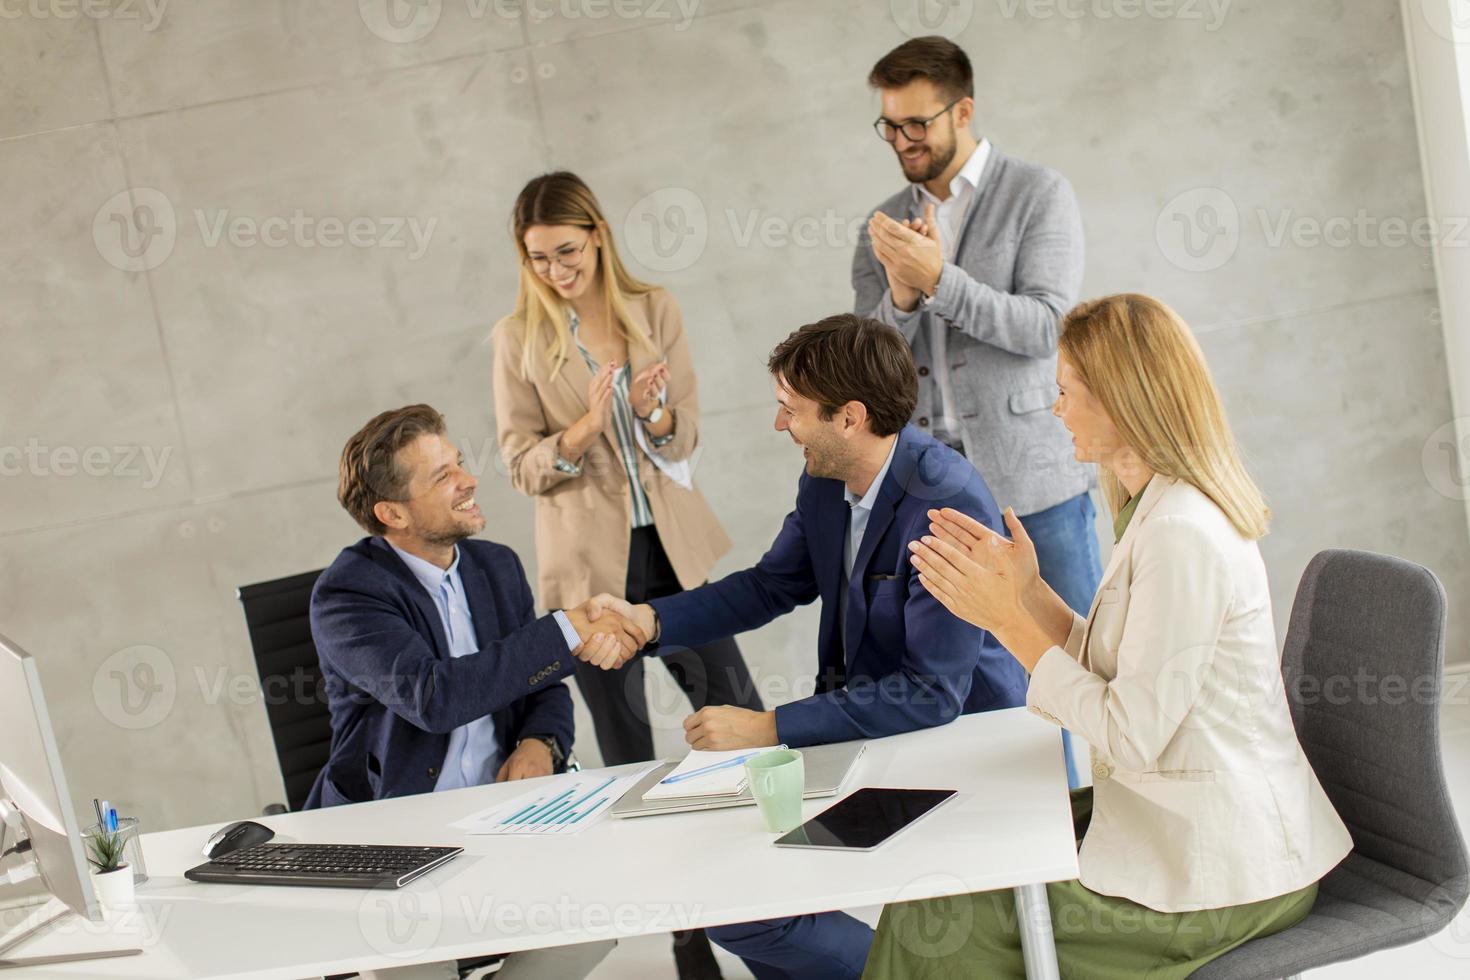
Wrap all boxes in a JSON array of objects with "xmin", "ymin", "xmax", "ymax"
[
  {"xmin": 865, "ymin": 294, "xmax": 1352, "ymax": 978},
  {"xmin": 492, "ymin": 172, "xmax": 760, "ymax": 978}
]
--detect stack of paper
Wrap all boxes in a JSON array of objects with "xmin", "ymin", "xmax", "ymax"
[{"xmin": 642, "ymin": 747, "xmax": 784, "ymax": 802}]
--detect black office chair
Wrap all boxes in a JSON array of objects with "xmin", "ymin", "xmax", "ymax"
[
  {"xmin": 1192, "ymin": 550, "xmax": 1469, "ymax": 978},
  {"xmin": 236, "ymin": 569, "xmax": 330, "ymax": 814}
]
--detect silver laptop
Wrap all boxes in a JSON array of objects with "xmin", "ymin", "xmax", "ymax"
[{"xmin": 610, "ymin": 740, "xmax": 867, "ymax": 818}]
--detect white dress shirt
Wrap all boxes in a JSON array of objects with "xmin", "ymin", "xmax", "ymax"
[{"xmin": 915, "ymin": 139, "xmax": 991, "ymax": 447}]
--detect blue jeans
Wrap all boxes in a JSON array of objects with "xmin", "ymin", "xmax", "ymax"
[
  {"xmin": 1016, "ymin": 491, "xmax": 1103, "ymax": 788},
  {"xmin": 707, "ymin": 912, "xmax": 873, "ymax": 979}
]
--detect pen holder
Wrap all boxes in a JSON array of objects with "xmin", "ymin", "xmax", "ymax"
[{"xmin": 82, "ymin": 817, "xmax": 147, "ymax": 887}]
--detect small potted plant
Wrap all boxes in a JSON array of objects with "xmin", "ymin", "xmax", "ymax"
[{"xmin": 87, "ymin": 828, "xmax": 134, "ymax": 909}]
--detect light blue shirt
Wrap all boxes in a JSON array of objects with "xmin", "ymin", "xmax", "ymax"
[
  {"xmin": 388, "ymin": 544, "xmax": 584, "ymax": 790},
  {"xmin": 843, "ymin": 438, "xmax": 900, "ymax": 579},
  {"xmin": 838, "ymin": 438, "xmax": 899, "ymax": 652}
]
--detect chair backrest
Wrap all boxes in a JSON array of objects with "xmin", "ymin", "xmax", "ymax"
[
  {"xmin": 237, "ymin": 570, "xmax": 329, "ymax": 812},
  {"xmin": 1283, "ymin": 549, "xmax": 1468, "ymax": 893}
]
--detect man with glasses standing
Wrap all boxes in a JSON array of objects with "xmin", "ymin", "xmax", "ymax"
[{"xmin": 853, "ymin": 37, "xmax": 1098, "ymax": 789}]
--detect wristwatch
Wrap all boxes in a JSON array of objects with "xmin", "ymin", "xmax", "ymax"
[
  {"xmin": 518, "ymin": 734, "xmax": 565, "ymax": 768},
  {"xmin": 637, "ymin": 404, "xmax": 664, "ymax": 425}
]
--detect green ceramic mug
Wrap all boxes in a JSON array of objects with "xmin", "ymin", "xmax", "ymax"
[{"xmin": 745, "ymin": 749, "xmax": 805, "ymax": 833}]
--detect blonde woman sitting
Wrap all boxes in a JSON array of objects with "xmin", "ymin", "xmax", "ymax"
[{"xmin": 864, "ymin": 293, "xmax": 1351, "ymax": 979}]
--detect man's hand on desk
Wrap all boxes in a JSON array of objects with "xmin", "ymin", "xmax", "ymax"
[
  {"xmin": 564, "ymin": 600, "xmax": 647, "ymax": 670},
  {"xmin": 497, "ymin": 738, "xmax": 554, "ymax": 782},
  {"xmin": 683, "ymin": 706, "xmax": 778, "ymax": 750}
]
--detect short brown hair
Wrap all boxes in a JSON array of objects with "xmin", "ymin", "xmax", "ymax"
[
  {"xmin": 767, "ymin": 315, "xmax": 917, "ymax": 437},
  {"xmin": 868, "ymin": 36, "xmax": 974, "ymax": 102},
  {"xmin": 338, "ymin": 404, "xmax": 446, "ymax": 535}
]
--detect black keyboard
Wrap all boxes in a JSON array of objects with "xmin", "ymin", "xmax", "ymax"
[{"xmin": 185, "ymin": 842, "xmax": 463, "ymax": 889}]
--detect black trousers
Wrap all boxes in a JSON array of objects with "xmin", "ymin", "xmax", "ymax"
[{"xmin": 572, "ymin": 525, "xmax": 763, "ymax": 766}]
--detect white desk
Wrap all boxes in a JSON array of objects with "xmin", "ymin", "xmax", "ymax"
[{"xmin": 13, "ymin": 708, "xmax": 1078, "ymax": 979}]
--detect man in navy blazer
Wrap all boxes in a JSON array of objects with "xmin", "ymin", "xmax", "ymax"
[
  {"xmin": 660, "ymin": 418, "xmax": 1023, "ymax": 746},
  {"xmin": 306, "ymin": 404, "xmax": 645, "ymax": 811},
  {"xmin": 590, "ymin": 315, "xmax": 1027, "ymax": 979}
]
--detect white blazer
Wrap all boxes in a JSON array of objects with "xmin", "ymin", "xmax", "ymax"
[{"xmin": 1026, "ymin": 476, "xmax": 1352, "ymax": 912}]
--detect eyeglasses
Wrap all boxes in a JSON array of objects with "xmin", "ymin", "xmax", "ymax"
[
  {"xmin": 873, "ymin": 98, "xmax": 962, "ymax": 144},
  {"xmin": 525, "ymin": 235, "xmax": 592, "ymax": 275}
]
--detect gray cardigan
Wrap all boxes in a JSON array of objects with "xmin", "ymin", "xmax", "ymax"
[{"xmin": 852, "ymin": 145, "xmax": 1094, "ymax": 517}]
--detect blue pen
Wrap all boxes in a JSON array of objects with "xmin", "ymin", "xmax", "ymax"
[
  {"xmin": 107, "ymin": 807, "xmax": 118, "ymax": 832},
  {"xmin": 659, "ymin": 751, "xmax": 765, "ymax": 785}
]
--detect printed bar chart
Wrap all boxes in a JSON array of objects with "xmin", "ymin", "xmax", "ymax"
[{"xmin": 452, "ymin": 766, "xmax": 656, "ymax": 837}]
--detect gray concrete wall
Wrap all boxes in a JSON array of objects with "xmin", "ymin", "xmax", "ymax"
[{"xmin": 4, "ymin": 0, "xmax": 1466, "ymax": 831}]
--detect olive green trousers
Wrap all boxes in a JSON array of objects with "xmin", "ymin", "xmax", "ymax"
[{"xmin": 863, "ymin": 789, "xmax": 1318, "ymax": 979}]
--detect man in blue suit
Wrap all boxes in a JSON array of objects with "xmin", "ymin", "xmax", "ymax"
[
  {"xmin": 307, "ymin": 404, "xmax": 644, "ymax": 810},
  {"xmin": 307, "ymin": 405, "xmax": 646, "ymax": 977},
  {"xmin": 591, "ymin": 315, "xmax": 1028, "ymax": 979}
]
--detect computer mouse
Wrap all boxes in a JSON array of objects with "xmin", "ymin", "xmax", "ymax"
[{"xmin": 202, "ymin": 819, "xmax": 275, "ymax": 859}]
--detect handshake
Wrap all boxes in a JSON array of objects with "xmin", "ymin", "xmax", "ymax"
[{"xmin": 562, "ymin": 594, "xmax": 659, "ymax": 670}]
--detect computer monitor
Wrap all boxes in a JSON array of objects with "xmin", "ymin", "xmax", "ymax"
[
  {"xmin": 0, "ymin": 634, "xmax": 100, "ymax": 923},
  {"xmin": 0, "ymin": 633, "xmax": 140, "ymax": 968}
]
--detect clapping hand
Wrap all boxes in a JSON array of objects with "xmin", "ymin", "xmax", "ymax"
[
  {"xmin": 868, "ymin": 204, "xmax": 943, "ymax": 311},
  {"xmin": 630, "ymin": 361, "xmax": 669, "ymax": 420},
  {"xmin": 586, "ymin": 360, "xmax": 616, "ymax": 433},
  {"xmin": 559, "ymin": 361, "xmax": 618, "ymax": 461},
  {"xmin": 911, "ymin": 507, "xmax": 1071, "ymax": 673},
  {"xmin": 907, "ymin": 507, "xmax": 1030, "ymax": 634},
  {"xmin": 928, "ymin": 507, "xmax": 1042, "ymax": 601}
]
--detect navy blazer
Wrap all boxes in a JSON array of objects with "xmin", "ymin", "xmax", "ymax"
[
  {"xmin": 304, "ymin": 536, "xmax": 575, "ymax": 809},
  {"xmin": 651, "ymin": 425, "xmax": 1028, "ymax": 746}
]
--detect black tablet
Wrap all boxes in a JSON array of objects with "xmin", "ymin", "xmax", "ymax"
[{"xmin": 772, "ymin": 787, "xmax": 957, "ymax": 851}]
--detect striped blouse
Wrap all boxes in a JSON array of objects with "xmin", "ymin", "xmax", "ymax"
[{"xmin": 566, "ymin": 309, "xmax": 670, "ymax": 529}]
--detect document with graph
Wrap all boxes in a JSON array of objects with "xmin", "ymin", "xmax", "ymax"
[{"xmin": 451, "ymin": 766, "xmax": 657, "ymax": 836}]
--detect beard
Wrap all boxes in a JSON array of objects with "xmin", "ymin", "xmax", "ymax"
[
  {"xmin": 417, "ymin": 511, "xmax": 485, "ymax": 548},
  {"xmin": 899, "ymin": 124, "xmax": 957, "ymax": 184},
  {"xmin": 802, "ymin": 432, "xmax": 857, "ymax": 483}
]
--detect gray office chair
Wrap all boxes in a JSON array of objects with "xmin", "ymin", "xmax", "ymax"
[{"xmin": 1192, "ymin": 549, "xmax": 1469, "ymax": 979}]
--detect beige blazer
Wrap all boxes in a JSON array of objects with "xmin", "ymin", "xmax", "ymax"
[
  {"xmin": 1026, "ymin": 476, "xmax": 1352, "ymax": 912},
  {"xmin": 491, "ymin": 288, "xmax": 731, "ymax": 609}
]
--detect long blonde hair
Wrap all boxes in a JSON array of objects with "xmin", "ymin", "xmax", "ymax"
[
  {"xmin": 1059, "ymin": 293, "xmax": 1270, "ymax": 540},
  {"xmin": 510, "ymin": 171, "xmax": 657, "ymax": 379}
]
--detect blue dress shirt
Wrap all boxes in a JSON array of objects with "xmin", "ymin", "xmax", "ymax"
[{"xmin": 388, "ymin": 542, "xmax": 583, "ymax": 790}]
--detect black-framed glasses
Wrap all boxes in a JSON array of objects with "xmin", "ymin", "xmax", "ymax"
[
  {"xmin": 525, "ymin": 235, "xmax": 592, "ymax": 275},
  {"xmin": 873, "ymin": 98, "xmax": 962, "ymax": 144}
]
